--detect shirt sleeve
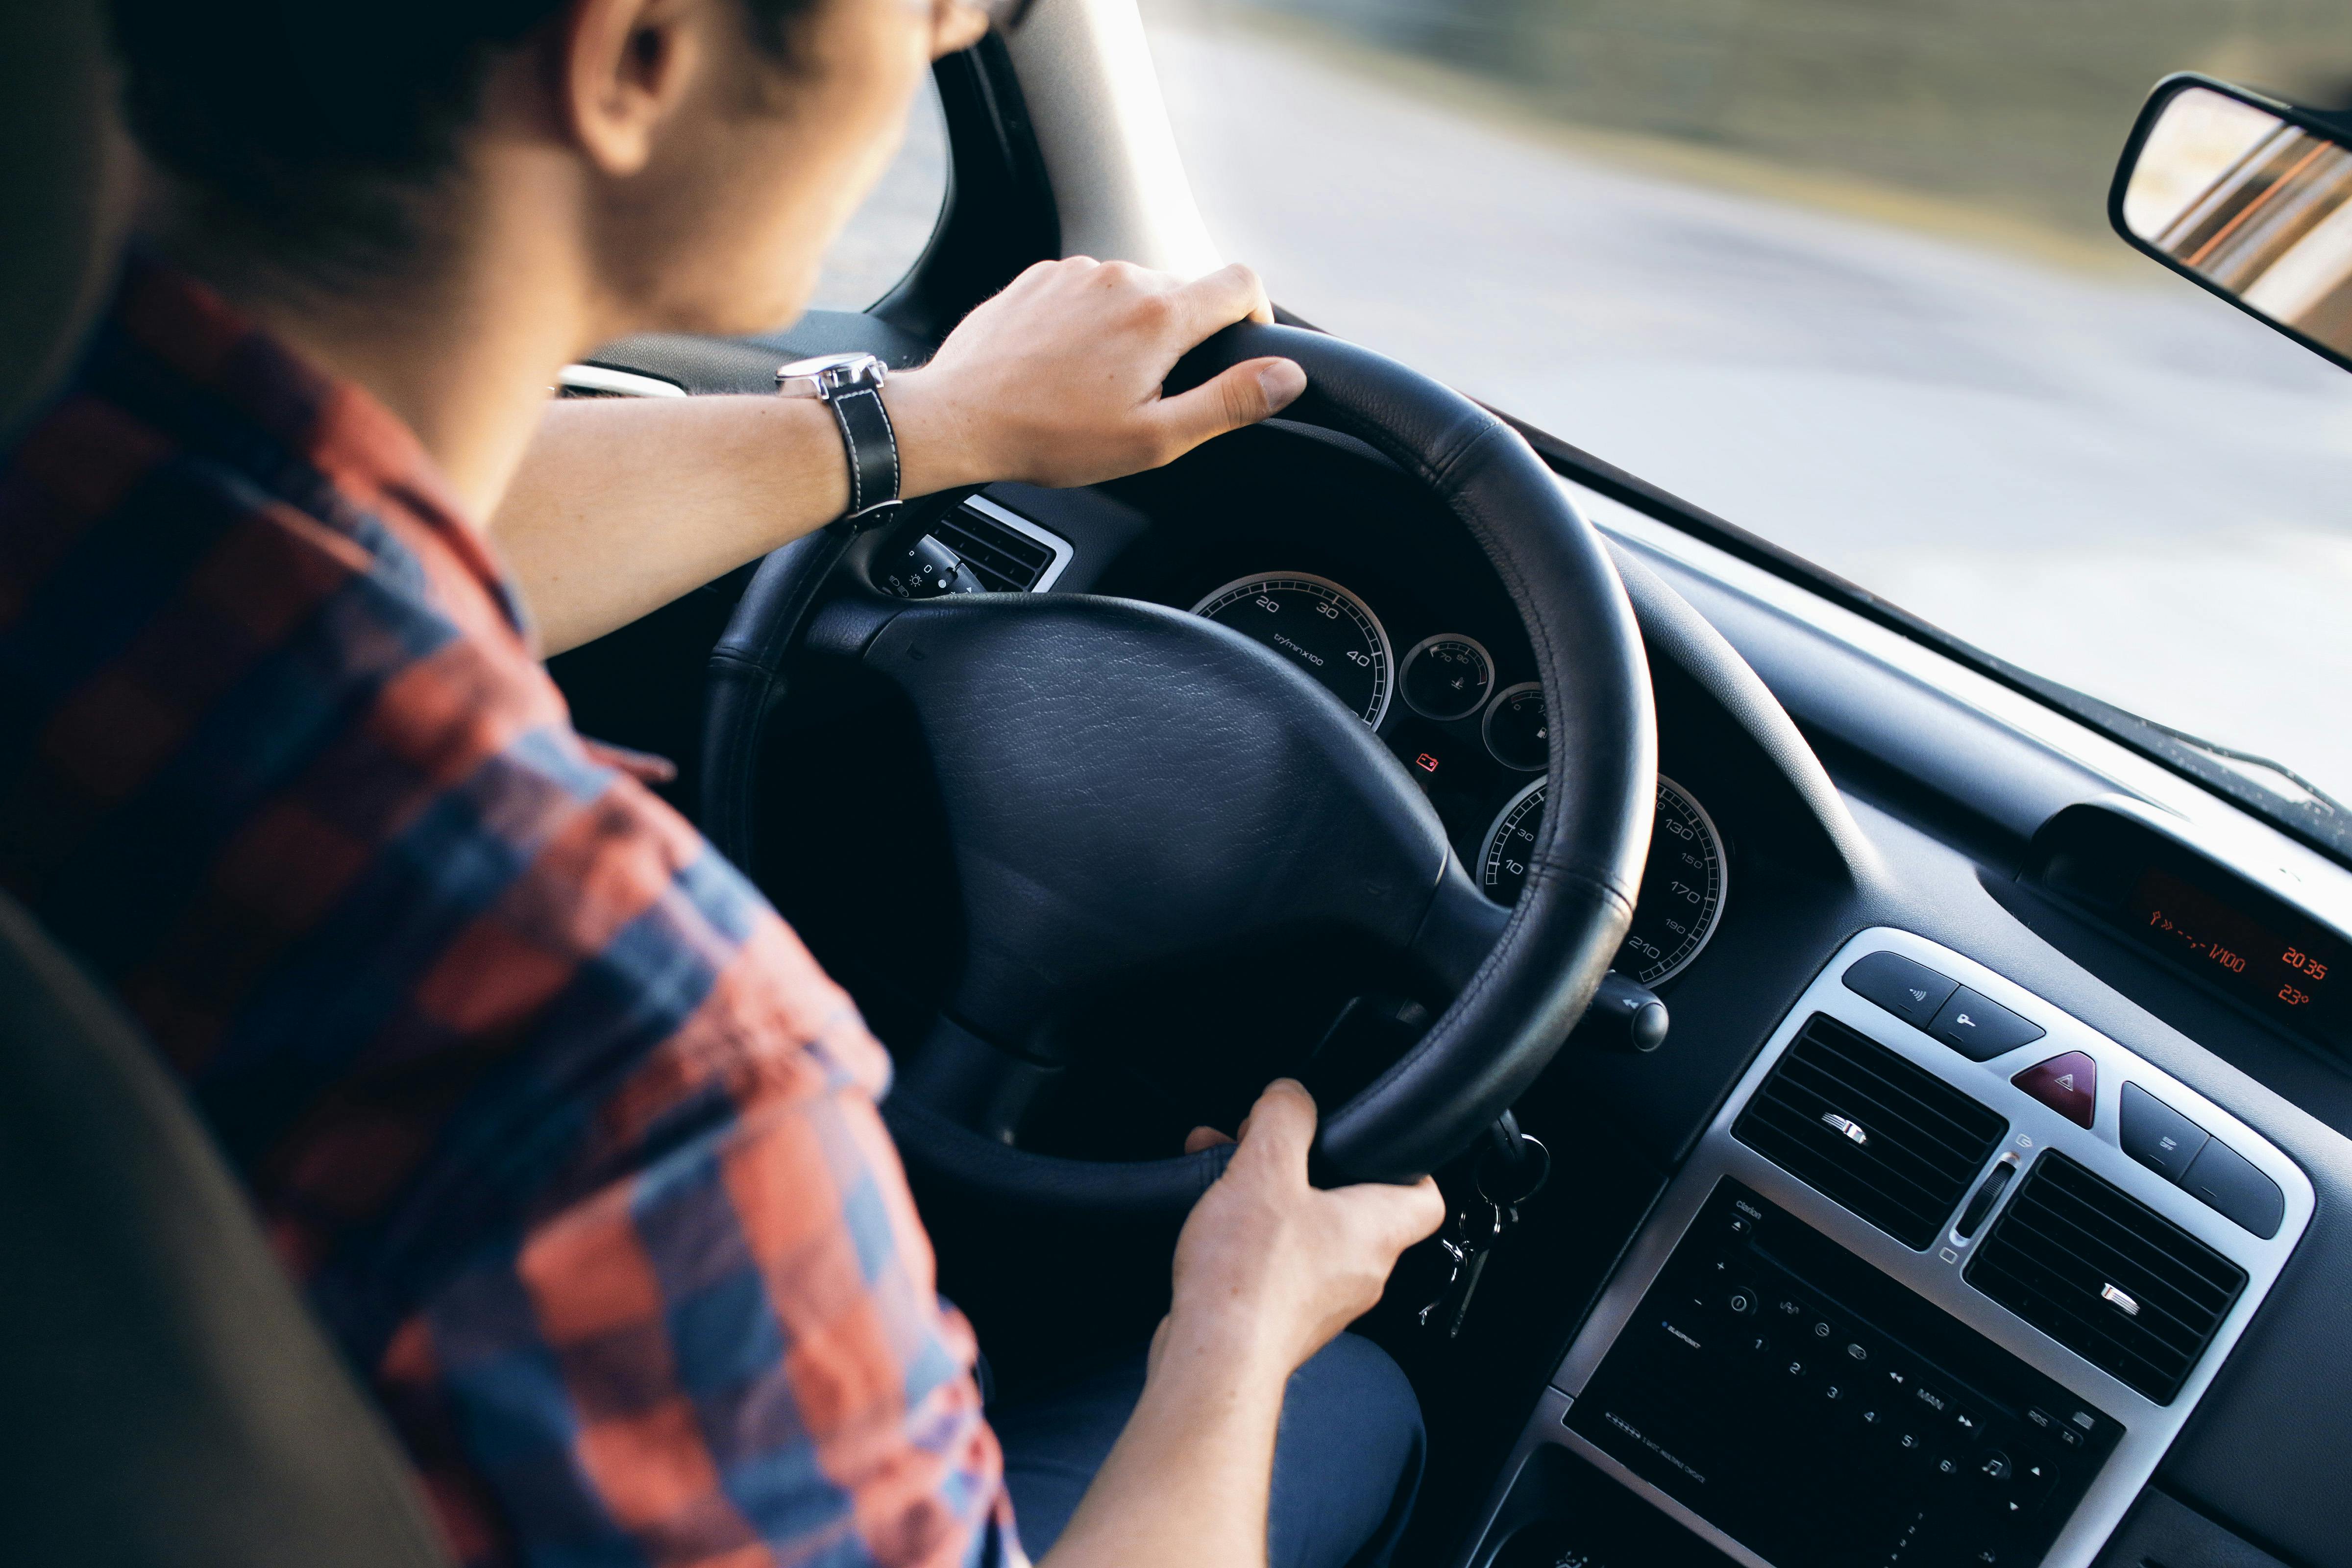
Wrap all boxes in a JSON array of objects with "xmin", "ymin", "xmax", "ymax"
[{"xmin": 372, "ymin": 925, "xmax": 1026, "ymax": 1568}]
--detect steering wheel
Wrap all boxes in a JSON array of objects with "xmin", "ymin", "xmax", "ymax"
[{"xmin": 702, "ymin": 323, "xmax": 1655, "ymax": 1212}]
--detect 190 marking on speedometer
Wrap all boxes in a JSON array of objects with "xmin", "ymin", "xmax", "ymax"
[
  {"xmin": 1191, "ymin": 572, "xmax": 1394, "ymax": 728},
  {"xmin": 1479, "ymin": 774, "xmax": 1728, "ymax": 986}
]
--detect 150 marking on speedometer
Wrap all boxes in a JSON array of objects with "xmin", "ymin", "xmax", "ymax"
[{"xmin": 1191, "ymin": 572, "xmax": 1394, "ymax": 728}]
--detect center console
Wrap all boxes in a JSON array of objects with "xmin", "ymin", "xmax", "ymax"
[{"xmin": 1464, "ymin": 930, "xmax": 2311, "ymax": 1568}]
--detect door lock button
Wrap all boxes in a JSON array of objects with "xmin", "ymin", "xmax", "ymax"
[{"xmin": 1929, "ymin": 987, "xmax": 2046, "ymax": 1061}]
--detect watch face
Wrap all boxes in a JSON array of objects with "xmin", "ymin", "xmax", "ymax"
[
  {"xmin": 777, "ymin": 352, "xmax": 873, "ymax": 377},
  {"xmin": 776, "ymin": 352, "xmax": 887, "ymax": 397}
]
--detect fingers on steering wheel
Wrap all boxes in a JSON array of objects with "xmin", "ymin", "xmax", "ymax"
[
  {"xmin": 1172, "ymin": 261, "xmax": 1276, "ymax": 333},
  {"xmin": 1238, "ymin": 1077, "xmax": 1319, "ymax": 1172},
  {"xmin": 1156, "ymin": 355, "xmax": 1308, "ymax": 452}
]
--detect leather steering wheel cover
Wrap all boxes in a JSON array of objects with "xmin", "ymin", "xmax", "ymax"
[
  {"xmin": 1168, "ymin": 325, "xmax": 1655, "ymax": 1178},
  {"xmin": 702, "ymin": 524, "xmax": 855, "ymax": 869},
  {"xmin": 702, "ymin": 323, "xmax": 1654, "ymax": 1191}
]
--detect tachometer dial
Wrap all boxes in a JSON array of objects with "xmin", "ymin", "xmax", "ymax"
[
  {"xmin": 1478, "ymin": 775, "xmax": 1728, "ymax": 986},
  {"xmin": 1399, "ymin": 634, "xmax": 1495, "ymax": 721},
  {"xmin": 1482, "ymin": 682, "xmax": 1548, "ymax": 771},
  {"xmin": 1192, "ymin": 573, "xmax": 1393, "ymax": 727}
]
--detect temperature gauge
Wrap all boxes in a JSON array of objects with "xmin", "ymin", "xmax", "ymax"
[{"xmin": 1400, "ymin": 634, "xmax": 1495, "ymax": 721}]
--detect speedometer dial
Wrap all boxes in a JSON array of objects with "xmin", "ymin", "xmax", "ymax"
[
  {"xmin": 1191, "ymin": 573, "xmax": 1393, "ymax": 728},
  {"xmin": 1478, "ymin": 775, "xmax": 1728, "ymax": 986}
]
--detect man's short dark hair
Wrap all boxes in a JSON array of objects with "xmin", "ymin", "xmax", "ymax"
[{"xmin": 108, "ymin": 0, "xmax": 816, "ymax": 276}]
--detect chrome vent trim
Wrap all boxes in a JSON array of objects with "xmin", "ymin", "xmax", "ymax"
[
  {"xmin": 1733, "ymin": 1013, "xmax": 2009, "ymax": 1250},
  {"xmin": 555, "ymin": 364, "xmax": 687, "ymax": 398},
  {"xmin": 933, "ymin": 495, "xmax": 1074, "ymax": 592},
  {"xmin": 1966, "ymin": 1151, "xmax": 2245, "ymax": 1405}
]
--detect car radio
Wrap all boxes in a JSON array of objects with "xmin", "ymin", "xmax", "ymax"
[
  {"xmin": 1565, "ymin": 1179, "xmax": 2117, "ymax": 1568},
  {"xmin": 1464, "ymin": 930, "xmax": 2311, "ymax": 1568}
]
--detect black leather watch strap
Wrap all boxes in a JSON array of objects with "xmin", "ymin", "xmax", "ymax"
[{"xmin": 829, "ymin": 384, "xmax": 901, "ymax": 523}]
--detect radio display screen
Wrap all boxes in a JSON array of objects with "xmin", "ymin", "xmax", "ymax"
[{"xmin": 2125, "ymin": 866, "xmax": 2350, "ymax": 1055}]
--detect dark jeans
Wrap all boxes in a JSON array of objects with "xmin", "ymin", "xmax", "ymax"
[{"xmin": 990, "ymin": 1333, "xmax": 1425, "ymax": 1568}]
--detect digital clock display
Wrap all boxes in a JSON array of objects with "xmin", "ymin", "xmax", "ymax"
[{"xmin": 2127, "ymin": 866, "xmax": 2349, "ymax": 1051}]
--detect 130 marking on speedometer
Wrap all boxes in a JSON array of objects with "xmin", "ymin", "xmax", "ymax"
[
  {"xmin": 1191, "ymin": 572, "xmax": 1394, "ymax": 728},
  {"xmin": 1479, "ymin": 774, "xmax": 1728, "ymax": 986}
]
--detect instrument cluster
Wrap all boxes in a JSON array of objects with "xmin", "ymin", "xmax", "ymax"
[{"xmin": 1191, "ymin": 569, "xmax": 1729, "ymax": 988}]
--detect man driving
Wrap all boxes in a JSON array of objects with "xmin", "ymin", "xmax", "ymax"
[{"xmin": 0, "ymin": 0, "xmax": 1446, "ymax": 1566}]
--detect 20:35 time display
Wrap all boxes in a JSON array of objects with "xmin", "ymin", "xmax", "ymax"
[{"xmin": 2128, "ymin": 867, "xmax": 2347, "ymax": 1054}]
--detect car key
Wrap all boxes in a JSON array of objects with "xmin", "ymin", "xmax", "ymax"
[
  {"xmin": 1421, "ymin": 1127, "xmax": 1551, "ymax": 1338},
  {"xmin": 1414, "ymin": 1216, "xmax": 1475, "ymax": 1331},
  {"xmin": 1435, "ymin": 1198, "xmax": 1511, "ymax": 1338}
]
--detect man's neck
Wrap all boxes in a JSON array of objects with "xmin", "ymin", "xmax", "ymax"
[{"xmin": 152, "ymin": 168, "xmax": 607, "ymax": 527}]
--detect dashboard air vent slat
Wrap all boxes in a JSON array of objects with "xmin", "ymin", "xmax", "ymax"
[
  {"xmin": 1965, "ymin": 1151, "xmax": 2245, "ymax": 1404},
  {"xmin": 1734, "ymin": 1014, "xmax": 2009, "ymax": 1250},
  {"xmin": 933, "ymin": 506, "xmax": 1060, "ymax": 592}
]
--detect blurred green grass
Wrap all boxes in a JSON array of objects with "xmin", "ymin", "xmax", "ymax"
[{"xmin": 1234, "ymin": 0, "xmax": 2352, "ymax": 243}]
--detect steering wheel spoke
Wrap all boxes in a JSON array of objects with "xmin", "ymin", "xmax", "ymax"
[{"xmin": 1408, "ymin": 857, "xmax": 1514, "ymax": 996}]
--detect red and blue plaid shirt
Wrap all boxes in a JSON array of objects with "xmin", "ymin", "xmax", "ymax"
[{"xmin": 0, "ymin": 261, "xmax": 1020, "ymax": 1568}]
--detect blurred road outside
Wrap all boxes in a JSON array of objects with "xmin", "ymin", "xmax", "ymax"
[
  {"xmin": 1135, "ymin": 1, "xmax": 2352, "ymax": 811},
  {"xmin": 811, "ymin": 0, "xmax": 2352, "ymax": 809}
]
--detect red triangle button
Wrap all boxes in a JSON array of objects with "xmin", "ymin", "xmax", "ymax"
[{"xmin": 2012, "ymin": 1052, "xmax": 2098, "ymax": 1128}]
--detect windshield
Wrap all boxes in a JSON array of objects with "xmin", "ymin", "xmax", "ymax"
[{"xmin": 1139, "ymin": 0, "xmax": 2352, "ymax": 808}]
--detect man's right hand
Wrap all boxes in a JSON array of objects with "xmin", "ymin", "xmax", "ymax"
[{"xmin": 1163, "ymin": 1079, "xmax": 1446, "ymax": 1382}]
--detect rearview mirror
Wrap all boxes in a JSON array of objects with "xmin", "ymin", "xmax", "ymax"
[{"xmin": 2112, "ymin": 74, "xmax": 2352, "ymax": 372}]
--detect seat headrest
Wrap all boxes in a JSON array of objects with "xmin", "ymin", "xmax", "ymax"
[{"xmin": 0, "ymin": 1, "xmax": 136, "ymax": 443}]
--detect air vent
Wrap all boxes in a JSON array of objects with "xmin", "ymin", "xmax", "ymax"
[
  {"xmin": 1966, "ymin": 1152, "xmax": 2246, "ymax": 1404},
  {"xmin": 1734, "ymin": 1014, "xmax": 2009, "ymax": 1249},
  {"xmin": 932, "ymin": 496, "xmax": 1072, "ymax": 592}
]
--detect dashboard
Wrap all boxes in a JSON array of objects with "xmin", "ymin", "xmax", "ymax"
[
  {"xmin": 1182, "ymin": 565, "xmax": 1729, "ymax": 990},
  {"xmin": 551, "ymin": 344, "xmax": 2352, "ymax": 1568},
  {"xmin": 859, "ymin": 430, "xmax": 2343, "ymax": 1568}
]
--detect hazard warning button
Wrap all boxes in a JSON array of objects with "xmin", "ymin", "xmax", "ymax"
[{"xmin": 2012, "ymin": 1052, "xmax": 2098, "ymax": 1128}]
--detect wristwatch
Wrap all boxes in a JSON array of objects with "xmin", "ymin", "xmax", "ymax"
[{"xmin": 775, "ymin": 351, "xmax": 901, "ymax": 525}]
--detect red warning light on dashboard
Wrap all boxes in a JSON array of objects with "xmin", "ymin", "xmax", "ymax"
[{"xmin": 1415, "ymin": 753, "xmax": 1441, "ymax": 774}]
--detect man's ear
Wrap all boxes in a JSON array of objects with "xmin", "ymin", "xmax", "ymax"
[{"xmin": 561, "ymin": 0, "xmax": 706, "ymax": 177}]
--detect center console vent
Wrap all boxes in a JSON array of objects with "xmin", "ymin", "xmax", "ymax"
[
  {"xmin": 1965, "ymin": 1151, "xmax": 2246, "ymax": 1404},
  {"xmin": 1734, "ymin": 1014, "xmax": 2008, "ymax": 1249}
]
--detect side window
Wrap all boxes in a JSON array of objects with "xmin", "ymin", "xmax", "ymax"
[{"xmin": 808, "ymin": 77, "xmax": 950, "ymax": 312}]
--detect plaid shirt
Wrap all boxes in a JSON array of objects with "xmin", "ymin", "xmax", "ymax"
[{"xmin": 0, "ymin": 261, "xmax": 1020, "ymax": 1568}]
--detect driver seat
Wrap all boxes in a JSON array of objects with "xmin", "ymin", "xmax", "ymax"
[
  {"xmin": 0, "ymin": 893, "xmax": 454, "ymax": 1568},
  {"xmin": 0, "ymin": 6, "xmax": 452, "ymax": 1564}
]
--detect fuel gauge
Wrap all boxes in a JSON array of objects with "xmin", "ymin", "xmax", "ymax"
[{"xmin": 1482, "ymin": 682, "xmax": 1548, "ymax": 771}]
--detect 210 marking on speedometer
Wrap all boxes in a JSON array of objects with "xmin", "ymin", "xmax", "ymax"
[
  {"xmin": 1191, "ymin": 572, "xmax": 1394, "ymax": 728},
  {"xmin": 1479, "ymin": 774, "xmax": 1728, "ymax": 986}
]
